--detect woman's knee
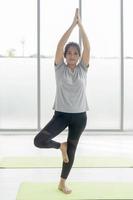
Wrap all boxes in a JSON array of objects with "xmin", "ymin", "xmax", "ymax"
[
  {"xmin": 34, "ymin": 130, "xmax": 52, "ymax": 148},
  {"xmin": 34, "ymin": 133, "xmax": 42, "ymax": 147}
]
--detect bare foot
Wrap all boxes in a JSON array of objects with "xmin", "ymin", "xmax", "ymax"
[
  {"xmin": 58, "ymin": 185, "xmax": 72, "ymax": 194},
  {"xmin": 60, "ymin": 142, "xmax": 69, "ymax": 163}
]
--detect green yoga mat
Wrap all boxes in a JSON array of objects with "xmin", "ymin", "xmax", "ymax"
[
  {"xmin": 1, "ymin": 156, "xmax": 133, "ymax": 168},
  {"xmin": 16, "ymin": 182, "xmax": 133, "ymax": 200}
]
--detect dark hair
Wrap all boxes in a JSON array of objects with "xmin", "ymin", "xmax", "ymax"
[{"xmin": 64, "ymin": 42, "xmax": 81, "ymax": 57}]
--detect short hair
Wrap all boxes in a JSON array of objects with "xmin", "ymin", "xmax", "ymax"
[{"xmin": 64, "ymin": 42, "xmax": 81, "ymax": 57}]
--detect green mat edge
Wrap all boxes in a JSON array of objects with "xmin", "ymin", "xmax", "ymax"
[
  {"xmin": 16, "ymin": 181, "xmax": 133, "ymax": 200},
  {"xmin": 1, "ymin": 156, "xmax": 133, "ymax": 168}
]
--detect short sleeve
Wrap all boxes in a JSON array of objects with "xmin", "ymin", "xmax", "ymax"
[
  {"xmin": 54, "ymin": 59, "xmax": 64, "ymax": 70},
  {"xmin": 78, "ymin": 59, "xmax": 89, "ymax": 72}
]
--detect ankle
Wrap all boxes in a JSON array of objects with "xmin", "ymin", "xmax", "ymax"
[
  {"xmin": 58, "ymin": 179, "xmax": 72, "ymax": 194},
  {"xmin": 59, "ymin": 143, "xmax": 61, "ymax": 150},
  {"xmin": 59, "ymin": 178, "xmax": 66, "ymax": 186},
  {"xmin": 60, "ymin": 142, "xmax": 66, "ymax": 149},
  {"xmin": 60, "ymin": 142, "xmax": 69, "ymax": 163}
]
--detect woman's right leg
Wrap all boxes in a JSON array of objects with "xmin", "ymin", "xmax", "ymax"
[{"xmin": 34, "ymin": 111, "xmax": 68, "ymax": 149}]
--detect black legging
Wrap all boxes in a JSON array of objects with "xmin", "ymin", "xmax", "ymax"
[{"xmin": 34, "ymin": 111, "xmax": 87, "ymax": 179}]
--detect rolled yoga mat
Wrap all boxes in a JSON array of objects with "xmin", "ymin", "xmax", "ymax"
[
  {"xmin": 1, "ymin": 156, "xmax": 133, "ymax": 168},
  {"xmin": 16, "ymin": 182, "xmax": 133, "ymax": 200}
]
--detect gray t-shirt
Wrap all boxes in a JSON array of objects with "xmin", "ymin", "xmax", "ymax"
[{"xmin": 53, "ymin": 60, "xmax": 89, "ymax": 113}]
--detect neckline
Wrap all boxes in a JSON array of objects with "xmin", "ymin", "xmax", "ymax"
[
  {"xmin": 68, "ymin": 67, "xmax": 76, "ymax": 74},
  {"xmin": 67, "ymin": 65, "xmax": 77, "ymax": 73}
]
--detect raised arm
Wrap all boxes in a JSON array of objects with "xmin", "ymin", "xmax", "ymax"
[
  {"xmin": 77, "ymin": 10, "xmax": 90, "ymax": 66},
  {"xmin": 54, "ymin": 9, "xmax": 78, "ymax": 65}
]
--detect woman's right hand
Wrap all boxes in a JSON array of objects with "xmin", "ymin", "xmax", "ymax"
[{"xmin": 71, "ymin": 8, "xmax": 78, "ymax": 27}]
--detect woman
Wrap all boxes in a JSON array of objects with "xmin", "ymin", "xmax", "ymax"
[{"xmin": 34, "ymin": 8, "xmax": 90, "ymax": 194}]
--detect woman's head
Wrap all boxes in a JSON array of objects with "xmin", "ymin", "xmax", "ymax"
[
  {"xmin": 64, "ymin": 42, "xmax": 81, "ymax": 66},
  {"xmin": 64, "ymin": 42, "xmax": 81, "ymax": 57}
]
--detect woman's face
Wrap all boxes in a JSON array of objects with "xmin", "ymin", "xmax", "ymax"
[{"xmin": 65, "ymin": 46, "xmax": 80, "ymax": 67}]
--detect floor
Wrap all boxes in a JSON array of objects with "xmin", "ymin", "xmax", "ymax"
[{"xmin": 1, "ymin": 132, "xmax": 133, "ymax": 200}]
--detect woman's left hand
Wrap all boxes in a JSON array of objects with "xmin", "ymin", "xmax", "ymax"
[{"xmin": 77, "ymin": 9, "xmax": 82, "ymax": 26}]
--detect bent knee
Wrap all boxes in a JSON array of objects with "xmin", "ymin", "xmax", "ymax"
[
  {"xmin": 34, "ymin": 134, "xmax": 41, "ymax": 147},
  {"xmin": 34, "ymin": 130, "xmax": 51, "ymax": 148}
]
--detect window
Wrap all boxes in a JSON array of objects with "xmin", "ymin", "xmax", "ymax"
[
  {"xmin": 82, "ymin": 0, "xmax": 120, "ymax": 129},
  {"xmin": 124, "ymin": 0, "xmax": 133, "ymax": 130},
  {"xmin": 0, "ymin": 0, "xmax": 37, "ymax": 129}
]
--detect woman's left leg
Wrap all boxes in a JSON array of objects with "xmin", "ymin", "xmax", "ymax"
[{"xmin": 58, "ymin": 112, "xmax": 87, "ymax": 193}]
